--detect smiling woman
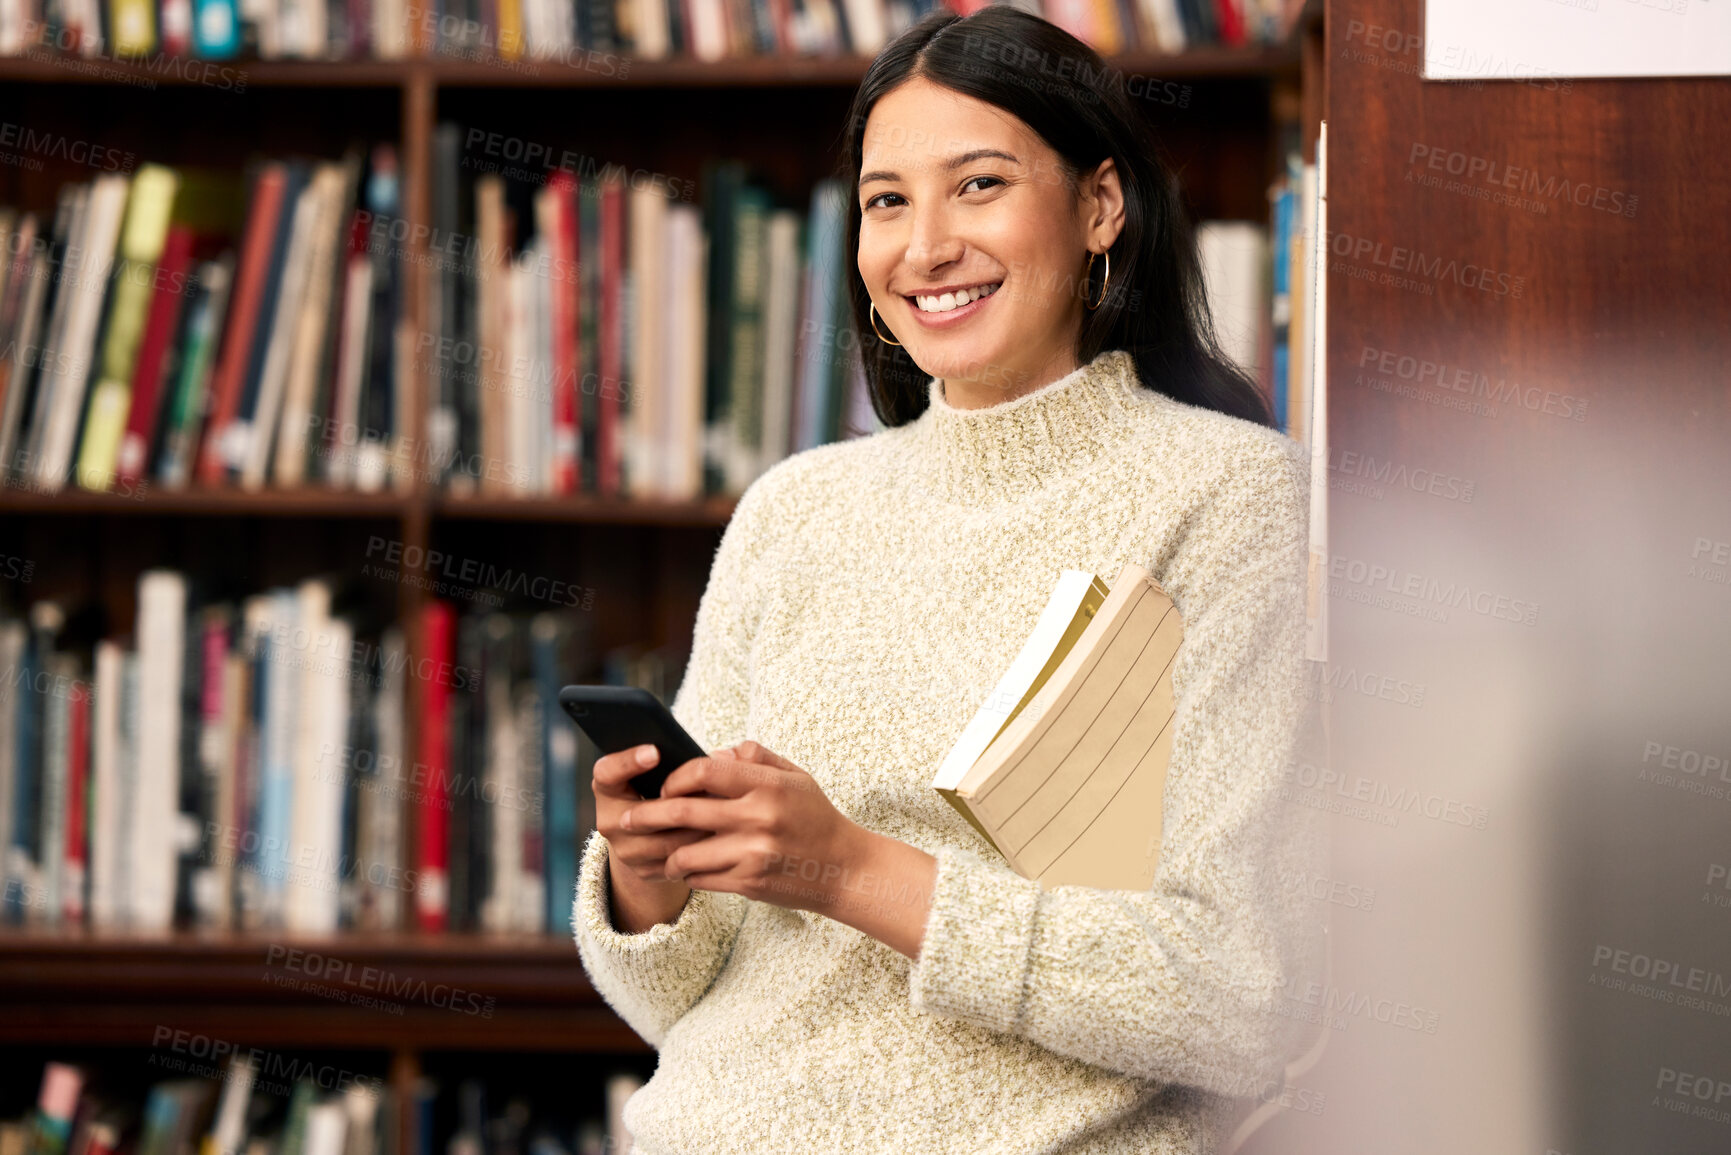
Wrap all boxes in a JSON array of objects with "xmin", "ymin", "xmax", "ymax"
[
  {"xmin": 845, "ymin": 8, "xmax": 1274, "ymax": 425},
  {"xmin": 571, "ymin": 8, "xmax": 1325, "ymax": 1155}
]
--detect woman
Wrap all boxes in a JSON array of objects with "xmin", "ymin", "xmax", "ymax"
[{"xmin": 573, "ymin": 7, "xmax": 1323, "ymax": 1152}]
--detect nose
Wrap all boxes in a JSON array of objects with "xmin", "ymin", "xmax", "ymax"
[{"xmin": 905, "ymin": 200, "xmax": 965, "ymax": 277}]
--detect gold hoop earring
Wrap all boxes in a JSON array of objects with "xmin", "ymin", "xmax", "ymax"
[
  {"xmin": 869, "ymin": 301, "xmax": 902, "ymax": 346},
  {"xmin": 1085, "ymin": 250, "xmax": 1111, "ymax": 310}
]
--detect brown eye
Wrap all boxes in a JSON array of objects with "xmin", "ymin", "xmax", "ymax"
[
  {"xmin": 961, "ymin": 176, "xmax": 1004, "ymax": 194},
  {"xmin": 864, "ymin": 192, "xmax": 905, "ymax": 210}
]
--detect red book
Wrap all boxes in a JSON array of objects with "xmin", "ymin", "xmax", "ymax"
[
  {"xmin": 550, "ymin": 171, "xmax": 579, "ymax": 495},
  {"xmin": 115, "ymin": 225, "xmax": 197, "ymax": 488},
  {"xmin": 599, "ymin": 178, "xmax": 624, "ymax": 497},
  {"xmin": 197, "ymin": 165, "xmax": 288, "ymax": 487},
  {"xmin": 64, "ymin": 680, "xmax": 90, "ymax": 925},
  {"xmin": 415, "ymin": 601, "xmax": 455, "ymax": 932},
  {"xmin": 1215, "ymin": 0, "xmax": 1246, "ymax": 45}
]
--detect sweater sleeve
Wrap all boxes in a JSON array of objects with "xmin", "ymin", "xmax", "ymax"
[
  {"xmin": 906, "ymin": 438, "xmax": 1325, "ymax": 1094},
  {"xmin": 571, "ymin": 478, "xmax": 768, "ymax": 1047}
]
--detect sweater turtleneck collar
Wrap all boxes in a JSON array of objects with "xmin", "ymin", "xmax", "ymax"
[{"xmin": 909, "ymin": 348, "xmax": 1155, "ymax": 506}]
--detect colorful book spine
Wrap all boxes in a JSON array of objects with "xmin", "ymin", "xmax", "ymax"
[{"xmin": 415, "ymin": 601, "xmax": 455, "ymax": 932}]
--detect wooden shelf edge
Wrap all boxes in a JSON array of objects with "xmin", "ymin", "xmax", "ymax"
[
  {"xmin": 0, "ymin": 487, "xmax": 738, "ymax": 524},
  {"xmin": 434, "ymin": 493, "xmax": 738, "ymax": 525},
  {"xmin": 0, "ymin": 486, "xmax": 413, "ymax": 517},
  {"xmin": 0, "ymin": 42, "xmax": 1301, "ymax": 90}
]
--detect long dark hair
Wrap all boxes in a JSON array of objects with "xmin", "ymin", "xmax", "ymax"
[{"xmin": 839, "ymin": 6, "xmax": 1274, "ymax": 429}]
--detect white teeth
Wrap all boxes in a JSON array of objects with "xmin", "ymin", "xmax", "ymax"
[{"xmin": 913, "ymin": 283, "xmax": 1000, "ymax": 313}]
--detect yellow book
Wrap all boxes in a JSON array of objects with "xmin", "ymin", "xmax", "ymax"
[
  {"xmin": 76, "ymin": 165, "xmax": 179, "ymax": 492},
  {"xmin": 109, "ymin": 0, "xmax": 158, "ymax": 55},
  {"xmin": 932, "ymin": 563, "xmax": 1184, "ymax": 891},
  {"xmin": 497, "ymin": 0, "xmax": 524, "ymax": 59}
]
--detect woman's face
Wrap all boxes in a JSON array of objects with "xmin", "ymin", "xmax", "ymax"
[{"xmin": 857, "ymin": 75, "xmax": 1122, "ymax": 404}]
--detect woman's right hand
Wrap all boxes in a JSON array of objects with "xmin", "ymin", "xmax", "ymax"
[{"xmin": 593, "ymin": 744, "xmax": 712, "ymax": 933}]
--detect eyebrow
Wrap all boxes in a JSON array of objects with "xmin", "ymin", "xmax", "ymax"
[{"xmin": 858, "ymin": 148, "xmax": 1022, "ymax": 187}]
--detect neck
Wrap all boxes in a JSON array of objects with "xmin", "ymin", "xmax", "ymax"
[
  {"xmin": 938, "ymin": 347, "xmax": 1083, "ymax": 411},
  {"xmin": 910, "ymin": 348, "xmax": 1157, "ymax": 507}
]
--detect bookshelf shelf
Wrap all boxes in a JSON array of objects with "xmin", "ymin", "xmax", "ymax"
[
  {"xmin": 0, "ymin": 488, "xmax": 414, "ymax": 518},
  {"xmin": 433, "ymin": 494, "xmax": 737, "ymax": 526},
  {"xmin": 0, "ymin": 42, "xmax": 1299, "ymax": 92},
  {"xmin": 0, "ymin": 931, "xmax": 647, "ymax": 1052}
]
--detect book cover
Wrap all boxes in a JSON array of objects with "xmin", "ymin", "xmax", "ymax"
[{"xmin": 934, "ymin": 563, "xmax": 1183, "ymax": 891}]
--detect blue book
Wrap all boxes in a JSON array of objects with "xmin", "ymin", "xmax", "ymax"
[
  {"xmin": 192, "ymin": 0, "xmax": 241, "ymax": 57},
  {"xmin": 257, "ymin": 589, "xmax": 299, "ymax": 923},
  {"xmin": 794, "ymin": 179, "xmax": 847, "ymax": 452}
]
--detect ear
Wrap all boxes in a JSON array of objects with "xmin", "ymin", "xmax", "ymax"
[{"xmin": 1080, "ymin": 158, "xmax": 1126, "ymax": 252}]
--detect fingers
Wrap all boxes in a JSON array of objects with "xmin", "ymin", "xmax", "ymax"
[
  {"xmin": 663, "ymin": 832, "xmax": 762, "ymax": 884},
  {"xmin": 730, "ymin": 740, "xmax": 799, "ymax": 772},
  {"xmin": 622, "ymin": 793, "xmax": 736, "ymax": 835},
  {"xmin": 592, "ymin": 744, "xmax": 662, "ymax": 800}
]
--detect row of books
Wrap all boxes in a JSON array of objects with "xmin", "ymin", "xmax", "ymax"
[
  {"xmin": 0, "ymin": 0, "xmax": 1297, "ymax": 65},
  {"xmin": 0, "ymin": 148, "xmax": 413, "ymax": 497},
  {"xmin": 427, "ymin": 134, "xmax": 871, "ymax": 501},
  {"xmin": 0, "ymin": 137, "xmax": 881, "ymax": 502},
  {"xmin": 0, "ymin": 570, "xmax": 685, "ymax": 933},
  {"xmin": 6, "ymin": 1061, "xmax": 642, "ymax": 1155}
]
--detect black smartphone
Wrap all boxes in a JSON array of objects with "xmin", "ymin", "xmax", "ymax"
[{"xmin": 558, "ymin": 684, "xmax": 708, "ymax": 799}]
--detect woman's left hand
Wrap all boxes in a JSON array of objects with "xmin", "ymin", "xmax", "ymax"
[{"xmin": 618, "ymin": 740, "xmax": 938, "ymax": 958}]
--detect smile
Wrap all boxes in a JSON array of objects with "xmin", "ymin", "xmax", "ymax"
[{"xmin": 908, "ymin": 283, "xmax": 1001, "ymax": 314}]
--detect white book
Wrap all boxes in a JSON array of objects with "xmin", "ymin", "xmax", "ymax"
[
  {"xmin": 37, "ymin": 176, "xmax": 129, "ymax": 492},
  {"xmin": 688, "ymin": 0, "xmax": 728, "ymax": 61},
  {"xmin": 304, "ymin": 1101, "xmax": 349, "ymax": 1155},
  {"xmin": 932, "ymin": 571, "xmax": 1105, "ymax": 794},
  {"xmin": 88, "ymin": 639, "xmax": 124, "ymax": 929},
  {"xmin": 286, "ymin": 580, "xmax": 338, "ymax": 932},
  {"xmin": 208, "ymin": 1054, "xmax": 257, "ymax": 1155},
  {"xmin": 665, "ymin": 204, "xmax": 706, "ymax": 500},
  {"xmin": 1143, "ymin": 0, "xmax": 1187, "ymax": 51},
  {"xmin": 757, "ymin": 211, "xmax": 801, "ymax": 482},
  {"xmin": 627, "ymin": 186, "xmax": 667, "ymax": 499},
  {"xmin": 508, "ymin": 247, "xmax": 538, "ymax": 495},
  {"xmin": 372, "ymin": 0, "xmax": 405, "ymax": 58},
  {"xmin": 1197, "ymin": 221, "xmax": 1268, "ymax": 380},
  {"xmin": 133, "ymin": 570, "xmax": 186, "ymax": 930},
  {"xmin": 839, "ymin": 0, "xmax": 886, "ymax": 53},
  {"xmin": 274, "ymin": 165, "xmax": 348, "ymax": 487},
  {"xmin": 632, "ymin": 0, "xmax": 668, "ymax": 57},
  {"xmin": 341, "ymin": 1080, "xmax": 380, "ymax": 1155},
  {"xmin": 241, "ymin": 181, "xmax": 324, "ymax": 490}
]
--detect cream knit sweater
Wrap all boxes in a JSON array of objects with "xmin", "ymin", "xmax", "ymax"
[{"xmin": 573, "ymin": 348, "xmax": 1326, "ymax": 1154}]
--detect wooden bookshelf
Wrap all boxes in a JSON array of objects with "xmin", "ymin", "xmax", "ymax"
[
  {"xmin": 0, "ymin": 9, "xmax": 1326, "ymax": 1149},
  {"xmin": 0, "ymin": 930, "xmax": 643, "ymax": 1052}
]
